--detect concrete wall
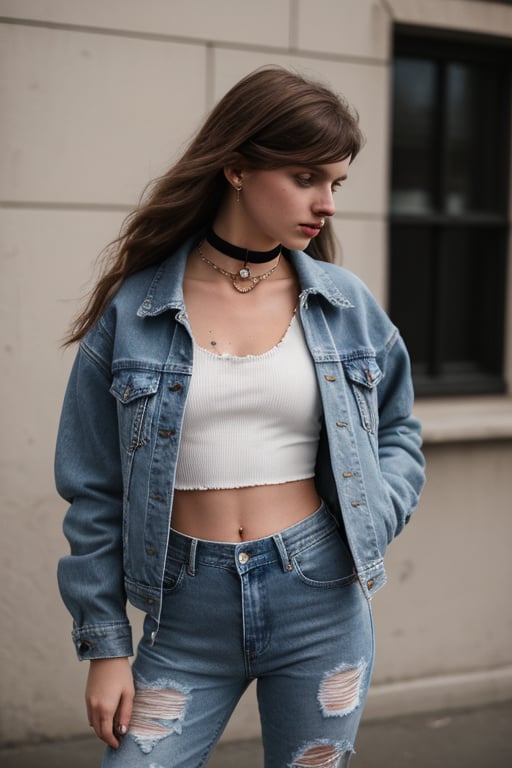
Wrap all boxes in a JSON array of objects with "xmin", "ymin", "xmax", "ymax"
[{"xmin": 1, "ymin": 0, "xmax": 512, "ymax": 747}]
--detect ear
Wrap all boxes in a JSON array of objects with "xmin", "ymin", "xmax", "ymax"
[{"xmin": 223, "ymin": 166, "xmax": 243, "ymax": 190}]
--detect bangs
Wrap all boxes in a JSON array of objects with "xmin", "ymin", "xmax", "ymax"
[{"xmin": 238, "ymin": 101, "xmax": 364, "ymax": 168}]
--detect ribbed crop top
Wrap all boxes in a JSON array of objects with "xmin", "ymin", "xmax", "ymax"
[{"xmin": 174, "ymin": 313, "xmax": 322, "ymax": 490}]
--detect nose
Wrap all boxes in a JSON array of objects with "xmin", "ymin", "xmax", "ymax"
[{"xmin": 313, "ymin": 187, "xmax": 336, "ymax": 218}]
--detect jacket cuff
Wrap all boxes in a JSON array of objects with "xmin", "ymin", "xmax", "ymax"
[{"xmin": 71, "ymin": 621, "xmax": 133, "ymax": 661}]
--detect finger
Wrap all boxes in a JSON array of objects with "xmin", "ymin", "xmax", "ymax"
[
  {"xmin": 86, "ymin": 710, "xmax": 99, "ymax": 738},
  {"xmin": 89, "ymin": 703, "xmax": 120, "ymax": 749},
  {"xmin": 98, "ymin": 713, "xmax": 120, "ymax": 749},
  {"xmin": 115, "ymin": 689, "xmax": 134, "ymax": 738}
]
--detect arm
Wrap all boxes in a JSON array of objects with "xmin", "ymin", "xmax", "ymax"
[
  {"xmin": 56, "ymin": 327, "xmax": 136, "ymax": 745},
  {"xmin": 56, "ymin": 326, "xmax": 133, "ymax": 660},
  {"xmin": 376, "ymin": 330, "xmax": 426, "ymax": 544}
]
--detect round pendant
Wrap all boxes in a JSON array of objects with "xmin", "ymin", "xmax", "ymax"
[{"xmin": 239, "ymin": 267, "xmax": 251, "ymax": 280}]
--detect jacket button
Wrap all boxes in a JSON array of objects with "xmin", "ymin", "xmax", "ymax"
[
  {"xmin": 169, "ymin": 383, "xmax": 182, "ymax": 392},
  {"xmin": 367, "ymin": 579, "xmax": 375, "ymax": 589},
  {"xmin": 324, "ymin": 375, "xmax": 337, "ymax": 382},
  {"xmin": 146, "ymin": 597, "xmax": 155, "ymax": 605},
  {"xmin": 78, "ymin": 640, "xmax": 93, "ymax": 653},
  {"xmin": 147, "ymin": 548, "xmax": 156, "ymax": 556},
  {"xmin": 336, "ymin": 421, "xmax": 348, "ymax": 428}
]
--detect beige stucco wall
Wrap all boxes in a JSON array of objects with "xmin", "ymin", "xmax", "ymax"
[{"xmin": 1, "ymin": 0, "xmax": 512, "ymax": 747}]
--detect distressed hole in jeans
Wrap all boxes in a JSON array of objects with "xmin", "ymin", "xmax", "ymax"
[
  {"xmin": 129, "ymin": 679, "xmax": 190, "ymax": 754},
  {"xmin": 292, "ymin": 741, "xmax": 351, "ymax": 768},
  {"xmin": 318, "ymin": 660, "xmax": 366, "ymax": 717}
]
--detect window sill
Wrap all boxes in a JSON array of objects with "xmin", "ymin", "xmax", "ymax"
[{"xmin": 413, "ymin": 396, "xmax": 512, "ymax": 444}]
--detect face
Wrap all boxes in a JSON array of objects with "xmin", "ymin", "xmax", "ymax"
[{"xmin": 226, "ymin": 159, "xmax": 351, "ymax": 251}]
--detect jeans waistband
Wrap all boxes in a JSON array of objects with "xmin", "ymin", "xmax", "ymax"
[{"xmin": 169, "ymin": 501, "xmax": 338, "ymax": 575}]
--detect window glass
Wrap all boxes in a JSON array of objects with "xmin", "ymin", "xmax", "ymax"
[
  {"xmin": 389, "ymin": 226, "xmax": 433, "ymax": 369},
  {"xmin": 391, "ymin": 58, "xmax": 437, "ymax": 214},
  {"xmin": 438, "ymin": 227, "xmax": 506, "ymax": 379},
  {"xmin": 445, "ymin": 63, "xmax": 502, "ymax": 214}
]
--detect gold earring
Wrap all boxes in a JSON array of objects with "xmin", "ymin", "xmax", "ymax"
[{"xmin": 235, "ymin": 185, "xmax": 242, "ymax": 203}]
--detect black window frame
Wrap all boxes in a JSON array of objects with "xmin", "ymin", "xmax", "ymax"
[{"xmin": 389, "ymin": 26, "xmax": 512, "ymax": 397}]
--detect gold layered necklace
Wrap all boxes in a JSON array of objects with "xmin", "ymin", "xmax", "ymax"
[{"xmin": 198, "ymin": 241, "xmax": 281, "ymax": 294}]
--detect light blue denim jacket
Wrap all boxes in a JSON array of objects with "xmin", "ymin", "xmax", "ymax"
[{"xmin": 56, "ymin": 236, "xmax": 425, "ymax": 660}]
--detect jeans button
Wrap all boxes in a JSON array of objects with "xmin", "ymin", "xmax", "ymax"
[{"xmin": 238, "ymin": 552, "xmax": 250, "ymax": 565}]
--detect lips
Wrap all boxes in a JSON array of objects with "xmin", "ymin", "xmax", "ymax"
[{"xmin": 299, "ymin": 224, "xmax": 323, "ymax": 238}]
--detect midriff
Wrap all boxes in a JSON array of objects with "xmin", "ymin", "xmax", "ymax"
[{"xmin": 171, "ymin": 478, "xmax": 321, "ymax": 542}]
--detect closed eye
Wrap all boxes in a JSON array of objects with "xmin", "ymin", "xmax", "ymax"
[
  {"xmin": 295, "ymin": 174, "xmax": 314, "ymax": 187},
  {"xmin": 294, "ymin": 172, "xmax": 346, "ymax": 191}
]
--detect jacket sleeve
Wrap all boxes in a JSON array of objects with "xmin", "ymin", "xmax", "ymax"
[
  {"xmin": 55, "ymin": 325, "xmax": 133, "ymax": 661},
  {"xmin": 376, "ymin": 329, "xmax": 426, "ymax": 544}
]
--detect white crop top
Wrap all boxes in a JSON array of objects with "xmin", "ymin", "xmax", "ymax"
[{"xmin": 174, "ymin": 313, "xmax": 322, "ymax": 490}]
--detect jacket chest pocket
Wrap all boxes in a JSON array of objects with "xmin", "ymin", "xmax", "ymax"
[
  {"xmin": 110, "ymin": 370, "xmax": 161, "ymax": 453},
  {"xmin": 342, "ymin": 358, "xmax": 382, "ymax": 434}
]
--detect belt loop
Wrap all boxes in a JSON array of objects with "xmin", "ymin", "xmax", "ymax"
[
  {"xmin": 273, "ymin": 533, "xmax": 293, "ymax": 573},
  {"xmin": 187, "ymin": 538, "xmax": 198, "ymax": 576}
]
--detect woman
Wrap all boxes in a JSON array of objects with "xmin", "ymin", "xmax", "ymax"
[{"xmin": 56, "ymin": 67, "xmax": 425, "ymax": 768}]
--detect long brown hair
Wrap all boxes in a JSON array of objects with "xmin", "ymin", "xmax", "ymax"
[{"xmin": 65, "ymin": 66, "xmax": 364, "ymax": 344}]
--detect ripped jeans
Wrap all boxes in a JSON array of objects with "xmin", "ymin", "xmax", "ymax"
[{"xmin": 101, "ymin": 503, "xmax": 374, "ymax": 768}]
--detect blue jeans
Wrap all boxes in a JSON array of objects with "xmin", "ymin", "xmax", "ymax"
[{"xmin": 101, "ymin": 503, "xmax": 374, "ymax": 768}]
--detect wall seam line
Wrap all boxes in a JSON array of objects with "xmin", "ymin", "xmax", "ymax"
[{"xmin": 0, "ymin": 16, "xmax": 388, "ymax": 67}]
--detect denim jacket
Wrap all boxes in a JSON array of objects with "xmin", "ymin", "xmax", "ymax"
[{"xmin": 56, "ymin": 236, "xmax": 425, "ymax": 660}]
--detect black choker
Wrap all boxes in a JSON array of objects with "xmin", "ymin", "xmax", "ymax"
[{"xmin": 206, "ymin": 228, "xmax": 281, "ymax": 264}]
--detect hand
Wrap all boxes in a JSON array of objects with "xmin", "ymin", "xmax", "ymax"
[{"xmin": 86, "ymin": 657, "xmax": 135, "ymax": 749}]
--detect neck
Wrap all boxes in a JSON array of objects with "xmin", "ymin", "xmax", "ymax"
[{"xmin": 206, "ymin": 228, "xmax": 281, "ymax": 264}]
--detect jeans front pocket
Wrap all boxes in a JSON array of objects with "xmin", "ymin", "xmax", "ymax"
[
  {"xmin": 292, "ymin": 528, "xmax": 356, "ymax": 588},
  {"xmin": 162, "ymin": 546, "xmax": 187, "ymax": 593}
]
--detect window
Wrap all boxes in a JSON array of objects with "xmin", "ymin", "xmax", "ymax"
[{"xmin": 389, "ymin": 30, "xmax": 511, "ymax": 396}]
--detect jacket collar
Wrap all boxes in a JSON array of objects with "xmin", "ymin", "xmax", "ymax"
[{"xmin": 136, "ymin": 235, "xmax": 353, "ymax": 317}]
